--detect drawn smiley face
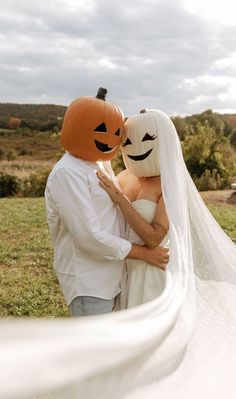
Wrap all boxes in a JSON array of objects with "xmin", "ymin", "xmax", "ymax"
[
  {"xmin": 122, "ymin": 132, "xmax": 157, "ymax": 161},
  {"xmin": 122, "ymin": 112, "xmax": 161, "ymax": 177},
  {"xmin": 94, "ymin": 122, "xmax": 121, "ymax": 154},
  {"xmin": 61, "ymin": 95, "xmax": 124, "ymax": 161}
]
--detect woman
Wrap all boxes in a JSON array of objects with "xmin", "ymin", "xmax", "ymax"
[{"xmin": 97, "ymin": 109, "xmax": 170, "ymax": 308}]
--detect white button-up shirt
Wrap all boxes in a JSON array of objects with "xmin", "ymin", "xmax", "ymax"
[{"xmin": 45, "ymin": 152, "xmax": 131, "ymax": 305}]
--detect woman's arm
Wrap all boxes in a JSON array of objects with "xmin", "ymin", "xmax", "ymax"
[{"xmin": 97, "ymin": 171, "xmax": 169, "ymax": 249}]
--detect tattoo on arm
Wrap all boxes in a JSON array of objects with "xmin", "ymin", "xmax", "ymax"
[
  {"xmin": 148, "ymin": 222, "xmax": 168, "ymax": 247},
  {"xmin": 152, "ymin": 222, "xmax": 168, "ymax": 236}
]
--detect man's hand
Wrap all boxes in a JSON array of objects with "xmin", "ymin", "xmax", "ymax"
[
  {"xmin": 127, "ymin": 244, "xmax": 169, "ymax": 271},
  {"xmin": 143, "ymin": 245, "xmax": 169, "ymax": 270}
]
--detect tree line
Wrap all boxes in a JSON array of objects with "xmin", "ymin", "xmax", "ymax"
[
  {"xmin": 0, "ymin": 104, "xmax": 235, "ymax": 192},
  {"xmin": 0, "ymin": 103, "xmax": 66, "ymax": 131}
]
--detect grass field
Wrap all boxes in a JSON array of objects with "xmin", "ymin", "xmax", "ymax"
[
  {"xmin": 0, "ymin": 196, "xmax": 235, "ymax": 317},
  {"xmin": 0, "ymin": 198, "xmax": 69, "ymax": 317},
  {"xmin": 0, "ymin": 128, "xmax": 61, "ymax": 161}
]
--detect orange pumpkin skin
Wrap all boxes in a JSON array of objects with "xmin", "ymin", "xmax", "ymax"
[{"xmin": 60, "ymin": 96, "xmax": 124, "ymax": 161}]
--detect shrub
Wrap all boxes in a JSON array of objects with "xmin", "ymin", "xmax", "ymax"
[
  {"xmin": 182, "ymin": 125, "xmax": 225, "ymax": 176},
  {"xmin": 229, "ymin": 131, "xmax": 236, "ymax": 148},
  {"xmin": 171, "ymin": 116, "xmax": 190, "ymax": 140},
  {"xmin": 193, "ymin": 169, "xmax": 228, "ymax": 191},
  {"xmin": 18, "ymin": 148, "xmax": 32, "ymax": 156},
  {"xmin": 111, "ymin": 151, "xmax": 125, "ymax": 175},
  {"xmin": 0, "ymin": 173, "xmax": 20, "ymax": 197},
  {"xmin": 0, "ymin": 148, "xmax": 5, "ymax": 160},
  {"xmin": 7, "ymin": 150, "xmax": 17, "ymax": 161},
  {"xmin": 22, "ymin": 169, "xmax": 50, "ymax": 197},
  {"xmin": 8, "ymin": 117, "xmax": 21, "ymax": 129}
]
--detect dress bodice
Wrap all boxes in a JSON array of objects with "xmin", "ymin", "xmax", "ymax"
[
  {"xmin": 121, "ymin": 198, "xmax": 169, "ymax": 309},
  {"xmin": 132, "ymin": 199, "xmax": 157, "ymax": 223},
  {"xmin": 126, "ymin": 199, "xmax": 169, "ymax": 247}
]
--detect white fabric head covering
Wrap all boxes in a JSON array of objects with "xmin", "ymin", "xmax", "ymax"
[
  {"xmin": 122, "ymin": 111, "xmax": 161, "ymax": 177},
  {"xmin": 0, "ymin": 109, "xmax": 236, "ymax": 399}
]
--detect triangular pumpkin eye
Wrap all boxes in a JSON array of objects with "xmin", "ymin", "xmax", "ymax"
[
  {"xmin": 94, "ymin": 122, "xmax": 107, "ymax": 133},
  {"xmin": 115, "ymin": 128, "xmax": 120, "ymax": 136},
  {"xmin": 142, "ymin": 133, "xmax": 157, "ymax": 142},
  {"xmin": 122, "ymin": 137, "xmax": 132, "ymax": 147}
]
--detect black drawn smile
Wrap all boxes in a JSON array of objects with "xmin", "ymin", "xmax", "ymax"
[
  {"xmin": 94, "ymin": 140, "xmax": 117, "ymax": 153},
  {"xmin": 127, "ymin": 148, "xmax": 153, "ymax": 161}
]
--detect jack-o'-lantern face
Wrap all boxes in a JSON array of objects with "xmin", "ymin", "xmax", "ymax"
[
  {"xmin": 122, "ymin": 112, "xmax": 161, "ymax": 177},
  {"xmin": 61, "ymin": 95, "xmax": 124, "ymax": 162}
]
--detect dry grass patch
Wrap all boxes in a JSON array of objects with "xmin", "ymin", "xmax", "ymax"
[{"xmin": 0, "ymin": 159, "xmax": 55, "ymax": 179}]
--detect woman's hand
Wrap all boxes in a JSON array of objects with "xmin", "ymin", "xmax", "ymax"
[{"xmin": 96, "ymin": 170, "xmax": 123, "ymax": 204}]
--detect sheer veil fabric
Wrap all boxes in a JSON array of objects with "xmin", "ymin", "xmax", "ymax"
[{"xmin": 0, "ymin": 110, "xmax": 236, "ymax": 399}]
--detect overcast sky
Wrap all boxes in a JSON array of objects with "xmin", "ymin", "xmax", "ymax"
[{"xmin": 0, "ymin": 0, "xmax": 236, "ymax": 116}]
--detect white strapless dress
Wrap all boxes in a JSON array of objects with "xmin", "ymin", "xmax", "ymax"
[{"xmin": 121, "ymin": 199, "xmax": 169, "ymax": 309}]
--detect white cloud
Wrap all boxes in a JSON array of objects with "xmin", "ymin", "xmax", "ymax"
[
  {"xmin": 0, "ymin": 0, "xmax": 235, "ymax": 115},
  {"xmin": 182, "ymin": 0, "xmax": 236, "ymax": 26}
]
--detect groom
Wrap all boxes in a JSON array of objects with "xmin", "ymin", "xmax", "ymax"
[{"xmin": 45, "ymin": 88, "xmax": 169, "ymax": 317}]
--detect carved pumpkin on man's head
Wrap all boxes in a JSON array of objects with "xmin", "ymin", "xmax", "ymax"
[{"xmin": 61, "ymin": 88, "xmax": 124, "ymax": 162}]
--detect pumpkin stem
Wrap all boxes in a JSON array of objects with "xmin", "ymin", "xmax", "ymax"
[
  {"xmin": 96, "ymin": 87, "xmax": 107, "ymax": 101},
  {"xmin": 140, "ymin": 109, "xmax": 147, "ymax": 113}
]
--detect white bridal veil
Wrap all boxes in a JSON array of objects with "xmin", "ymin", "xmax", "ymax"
[{"xmin": 0, "ymin": 110, "xmax": 236, "ymax": 399}]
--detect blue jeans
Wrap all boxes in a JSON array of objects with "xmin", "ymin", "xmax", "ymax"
[{"xmin": 69, "ymin": 296, "xmax": 115, "ymax": 317}]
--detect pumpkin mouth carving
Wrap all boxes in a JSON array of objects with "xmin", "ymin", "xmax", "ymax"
[
  {"xmin": 127, "ymin": 148, "xmax": 153, "ymax": 161},
  {"xmin": 94, "ymin": 139, "xmax": 118, "ymax": 153}
]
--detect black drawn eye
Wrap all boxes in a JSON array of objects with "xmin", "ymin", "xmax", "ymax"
[
  {"xmin": 142, "ymin": 133, "xmax": 157, "ymax": 142},
  {"xmin": 115, "ymin": 128, "xmax": 120, "ymax": 136},
  {"xmin": 122, "ymin": 137, "xmax": 132, "ymax": 147},
  {"xmin": 94, "ymin": 122, "xmax": 107, "ymax": 133}
]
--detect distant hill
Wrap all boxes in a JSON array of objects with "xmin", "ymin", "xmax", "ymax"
[
  {"xmin": 0, "ymin": 102, "xmax": 236, "ymax": 138},
  {"xmin": 0, "ymin": 103, "xmax": 67, "ymax": 131},
  {"xmin": 0, "ymin": 102, "xmax": 67, "ymax": 119}
]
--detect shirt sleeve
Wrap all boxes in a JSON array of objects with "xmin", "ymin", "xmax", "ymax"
[{"xmin": 47, "ymin": 167, "xmax": 132, "ymax": 261}]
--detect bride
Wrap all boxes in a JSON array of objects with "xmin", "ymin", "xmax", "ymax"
[{"xmin": 97, "ymin": 109, "xmax": 171, "ymax": 308}]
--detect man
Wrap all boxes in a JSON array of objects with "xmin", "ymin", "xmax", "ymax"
[{"xmin": 45, "ymin": 88, "xmax": 169, "ymax": 317}]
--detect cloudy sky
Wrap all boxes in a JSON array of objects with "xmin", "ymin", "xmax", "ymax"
[{"xmin": 0, "ymin": 0, "xmax": 236, "ymax": 116}]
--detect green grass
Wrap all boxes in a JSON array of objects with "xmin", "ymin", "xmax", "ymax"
[
  {"xmin": 0, "ymin": 198, "xmax": 235, "ymax": 317},
  {"xmin": 0, "ymin": 197, "xmax": 69, "ymax": 317},
  {"xmin": 208, "ymin": 205, "xmax": 236, "ymax": 243}
]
